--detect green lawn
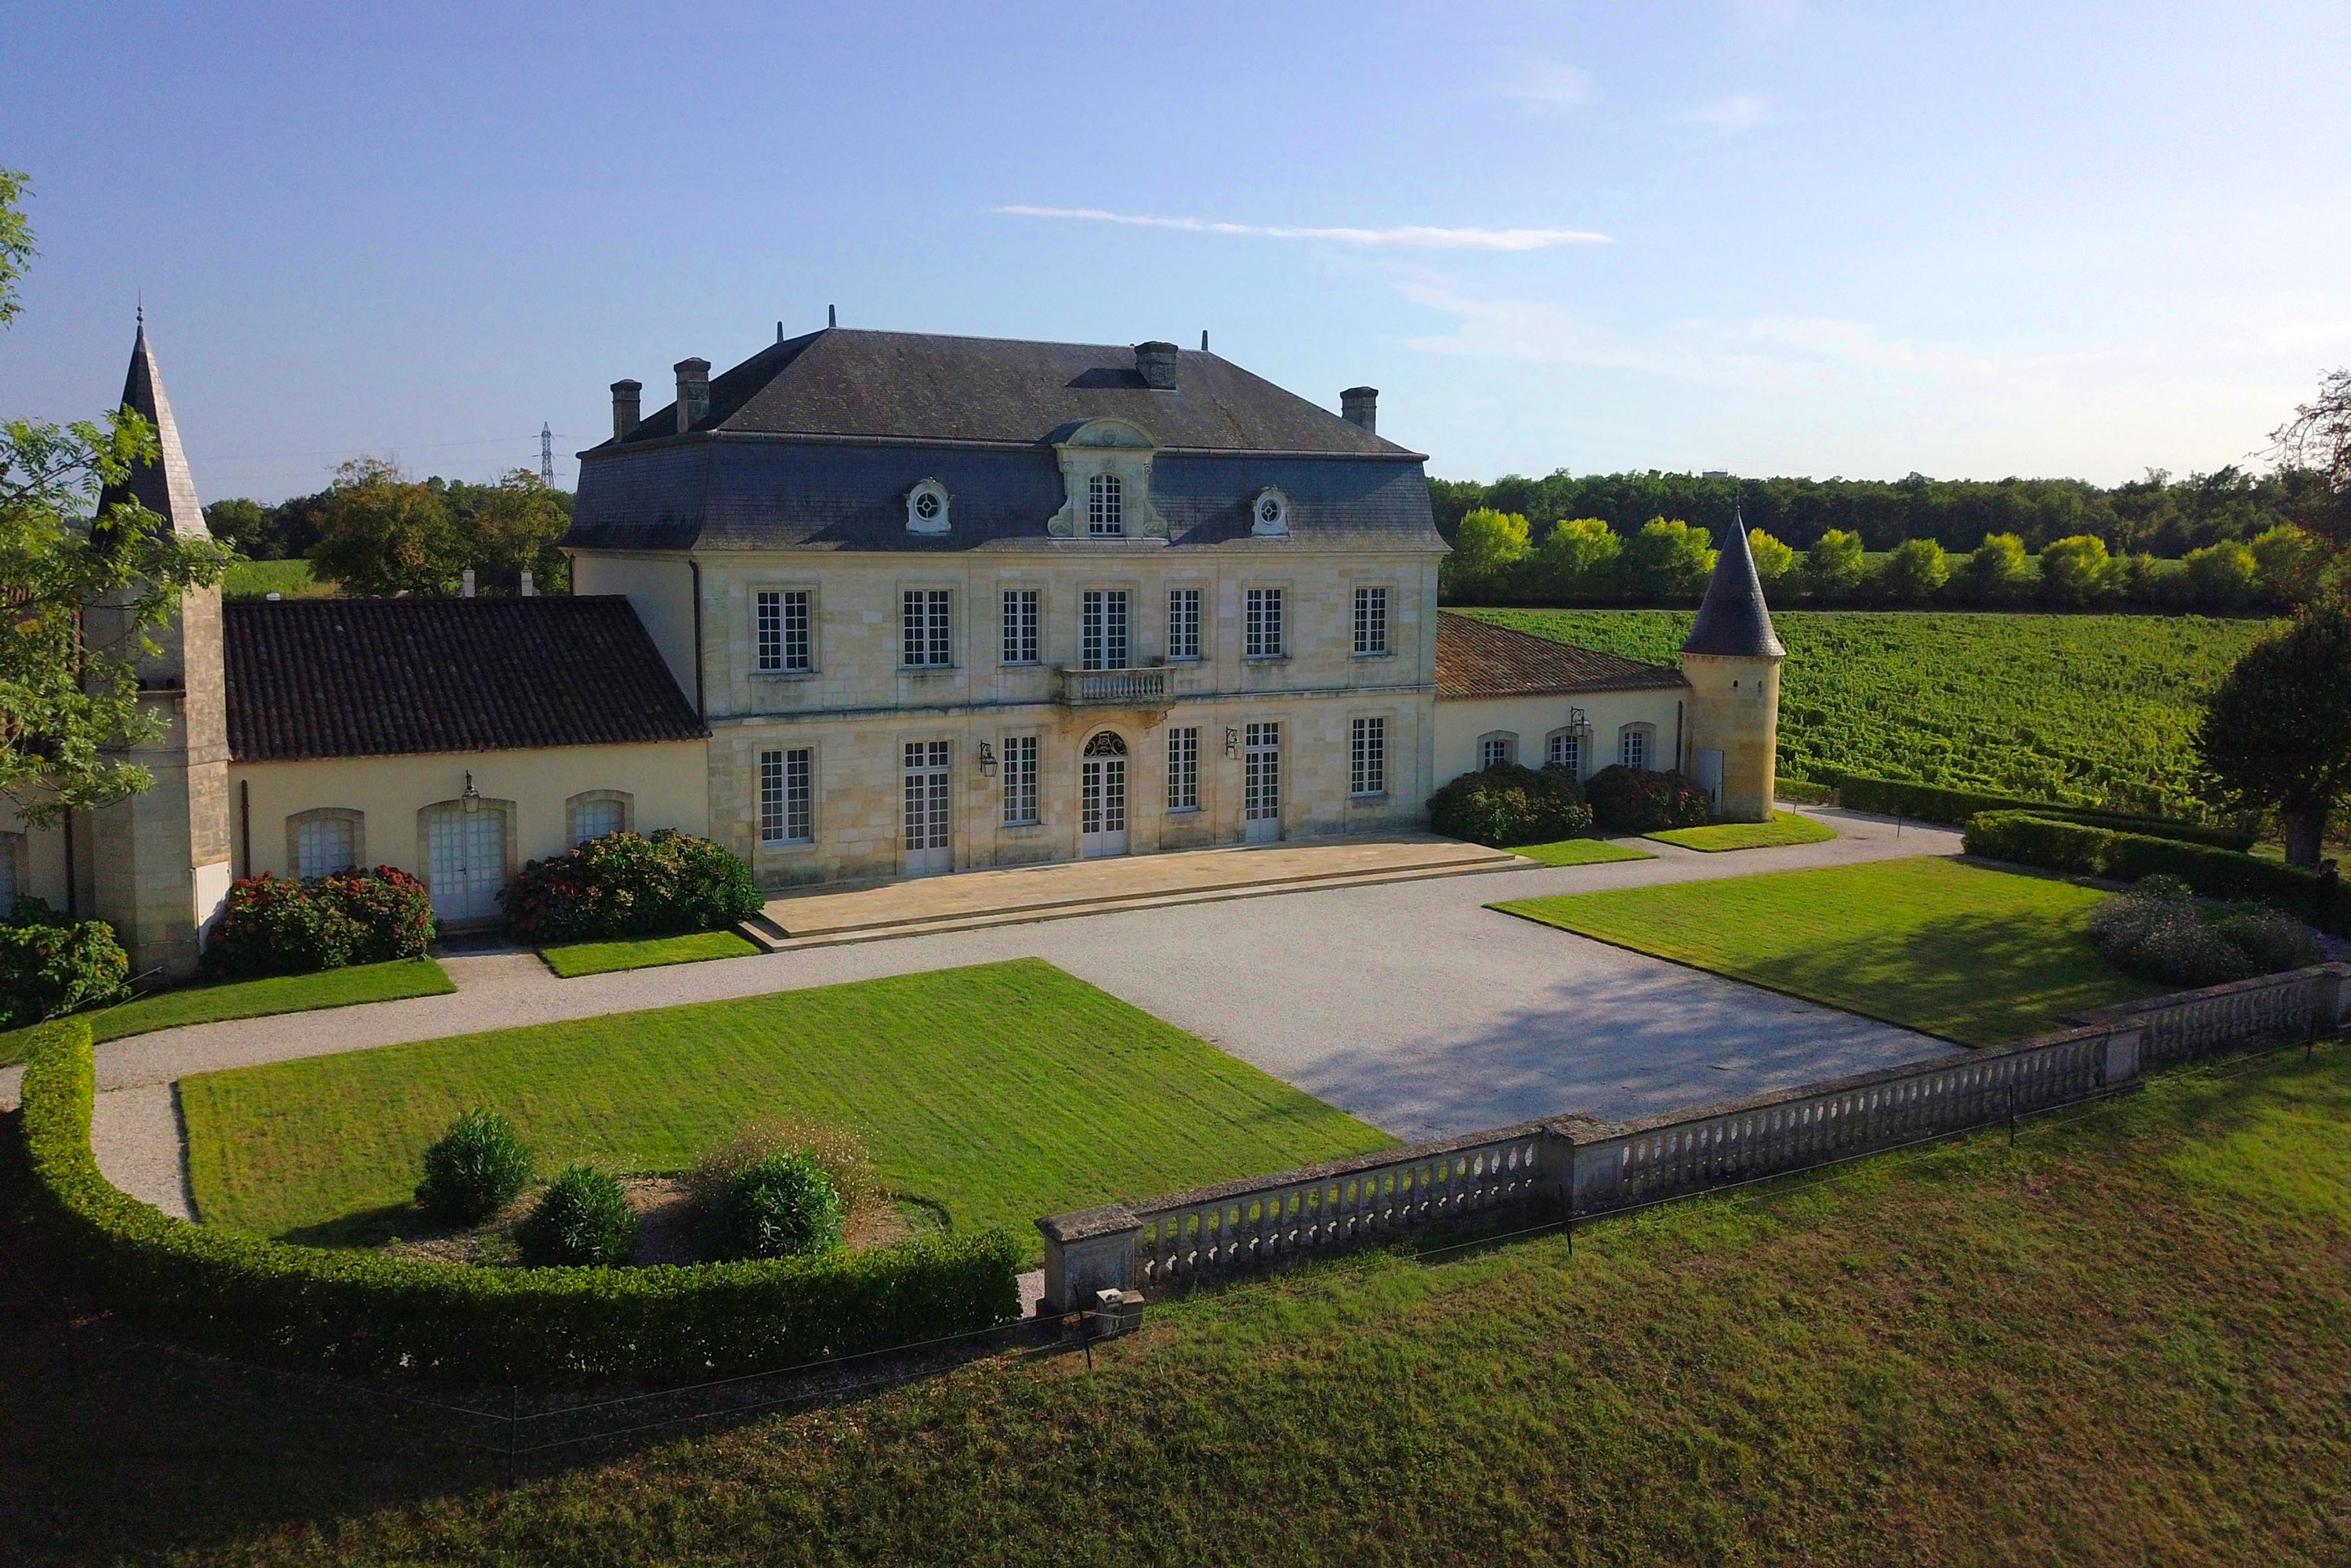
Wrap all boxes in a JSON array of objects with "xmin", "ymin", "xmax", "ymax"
[
  {"xmin": 221, "ymin": 558, "xmax": 332, "ymax": 599},
  {"xmin": 0, "ymin": 959, "xmax": 453, "ymax": 1065},
  {"xmin": 176, "ymin": 958, "xmax": 1393, "ymax": 1257},
  {"xmin": 1494, "ymin": 856, "xmax": 2158, "ymax": 1045},
  {"xmin": 14, "ymin": 1042, "xmax": 2347, "ymax": 1564},
  {"xmin": 1645, "ymin": 810, "xmax": 1839, "ymax": 852},
  {"xmin": 539, "ymin": 929, "xmax": 762, "ymax": 976},
  {"xmin": 1510, "ymin": 837, "xmax": 1657, "ymax": 867}
]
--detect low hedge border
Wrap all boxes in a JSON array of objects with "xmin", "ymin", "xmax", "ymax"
[
  {"xmin": 16, "ymin": 1019, "xmax": 1021, "ymax": 1385},
  {"xmin": 1838, "ymin": 775, "xmax": 2255, "ymax": 851},
  {"xmin": 1962, "ymin": 811, "xmax": 2349, "ymax": 935}
]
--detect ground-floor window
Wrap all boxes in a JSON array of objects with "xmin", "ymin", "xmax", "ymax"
[
  {"xmin": 1243, "ymin": 721, "xmax": 1281, "ymax": 835},
  {"xmin": 1002, "ymin": 734, "xmax": 1039, "ymax": 824},
  {"xmin": 759, "ymin": 748, "xmax": 813, "ymax": 844},
  {"xmin": 571, "ymin": 795, "xmax": 625, "ymax": 846},
  {"xmin": 1480, "ymin": 733, "xmax": 1516, "ymax": 770},
  {"xmin": 295, "ymin": 813, "xmax": 357, "ymax": 879},
  {"xmin": 1546, "ymin": 728, "xmax": 1581, "ymax": 776},
  {"xmin": 1166, "ymin": 726, "xmax": 1199, "ymax": 809},
  {"xmin": 904, "ymin": 741, "xmax": 951, "ymax": 871},
  {"xmin": 1619, "ymin": 724, "xmax": 1650, "ymax": 771},
  {"xmin": 1350, "ymin": 716, "xmax": 1387, "ymax": 796}
]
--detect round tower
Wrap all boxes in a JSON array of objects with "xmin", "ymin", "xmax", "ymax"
[{"xmin": 1679, "ymin": 506, "xmax": 1785, "ymax": 823}]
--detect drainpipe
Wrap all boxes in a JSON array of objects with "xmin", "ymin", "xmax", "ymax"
[
  {"xmin": 1675, "ymin": 701, "xmax": 1684, "ymax": 773},
  {"xmin": 689, "ymin": 560, "xmax": 706, "ymax": 717},
  {"xmin": 239, "ymin": 779, "xmax": 252, "ymax": 878}
]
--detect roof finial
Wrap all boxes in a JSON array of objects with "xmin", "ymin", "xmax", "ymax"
[
  {"xmin": 828, "ymin": 303, "xmax": 836, "ymax": 329},
  {"xmin": 136, "ymin": 292, "xmax": 143, "ymax": 329}
]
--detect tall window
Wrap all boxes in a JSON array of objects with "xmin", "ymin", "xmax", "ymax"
[
  {"xmin": 1244, "ymin": 587, "xmax": 1284, "ymax": 658},
  {"xmin": 1480, "ymin": 733, "xmax": 1516, "ymax": 770},
  {"xmin": 755, "ymin": 588, "xmax": 811, "ymax": 673},
  {"xmin": 1002, "ymin": 735, "xmax": 1039, "ymax": 825},
  {"xmin": 901, "ymin": 589, "xmax": 952, "ymax": 668},
  {"xmin": 1350, "ymin": 717, "xmax": 1388, "ymax": 797},
  {"xmin": 295, "ymin": 816, "xmax": 356, "ymax": 879},
  {"xmin": 1168, "ymin": 588, "xmax": 1201, "ymax": 660},
  {"xmin": 1166, "ymin": 726, "xmax": 1200, "ymax": 809},
  {"xmin": 1353, "ymin": 587, "xmax": 1389, "ymax": 656},
  {"xmin": 759, "ymin": 748, "xmax": 813, "ymax": 844},
  {"xmin": 1546, "ymin": 729, "xmax": 1582, "ymax": 777},
  {"xmin": 1087, "ymin": 473, "xmax": 1124, "ymax": 536},
  {"xmin": 1620, "ymin": 726, "xmax": 1650, "ymax": 771},
  {"xmin": 1081, "ymin": 588, "xmax": 1130, "ymax": 670},
  {"xmin": 1001, "ymin": 588, "xmax": 1039, "ymax": 665}
]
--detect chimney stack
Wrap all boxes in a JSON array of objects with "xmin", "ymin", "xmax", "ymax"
[
  {"xmin": 461, "ymin": 567, "xmax": 476, "ymax": 599},
  {"xmin": 675, "ymin": 358, "xmax": 712, "ymax": 433},
  {"xmin": 1341, "ymin": 386, "xmax": 1378, "ymax": 435},
  {"xmin": 610, "ymin": 378, "xmax": 642, "ymax": 440},
  {"xmin": 1133, "ymin": 341, "xmax": 1179, "ymax": 390},
  {"xmin": 520, "ymin": 569, "xmax": 535, "ymax": 597}
]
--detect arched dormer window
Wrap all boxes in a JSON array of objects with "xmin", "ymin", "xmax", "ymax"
[
  {"xmin": 1252, "ymin": 487, "xmax": 1291, "ymax": 537},
  {"xmin": 907, "ymin": 480, "xmax": 951, "ymax": 535},
  {"xmin": 1088, "ymin": 473, "xmax": 1124, "ymax": 537}
]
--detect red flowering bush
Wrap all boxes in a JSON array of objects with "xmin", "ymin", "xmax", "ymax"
[
  {"xmin": 203, "ymin": 867, "xmax": 435, "ymax": 980},
  {"xmin": 0, "ymin": 900, "xmax": 131, "ymax": 1029},
  {"xmin": 1583, "ymin": 766, "xmax": 1715, "ymax": 833},
  {"xmin": 502, "ymin": 829, "xmax": 762, "ymax": 944}
]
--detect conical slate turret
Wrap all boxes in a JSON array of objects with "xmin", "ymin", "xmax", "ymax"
[
  {"xmin": 96, "ymin": 317, "xmax": 210, "ymax": 538},
  {"xmin": 1682, "ymin": 505, "xmax": 1783, "ymax": 659}
]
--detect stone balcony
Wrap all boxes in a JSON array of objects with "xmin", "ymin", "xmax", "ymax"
[{"xmin": 1056, "ymin": 664, "xmax": 1172, "ymax": 707}]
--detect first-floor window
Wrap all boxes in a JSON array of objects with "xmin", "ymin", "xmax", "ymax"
[
  {"xmin": 571, "ymin": 796, "xmax": 625, "ymax": 846},
  {"xmin": 1480, "ymin": 733, "xmax": 1515, "ymax": 770},
  {"xmin": 1353, "ymin": 587, "xmax": 1389, "ymax": 655},
  {"xmin": 760, "ymin": 748, "xmax": 814, "ymax": 843},
  {"xmin": 1351, "ymin": 717, "xmax": 1387, "ymax": 797},
  {"xmin": 1166, "ymin": 726, "xmax": 1200, "ymax": 809},
  {"xmin": 1620, "ymin": 726, "xmax": 1650, "ymax": 771},
  {"xmin": 1547, "ymin": 729, "xmax": 1581, "ymax": 777},
  {"xmin": 1244, "ymin": 587, "xmax": 1284, "ymax": 657},
  {"xmin": 902, "ymin": 588, "xmax": 952, "ymax": 667},
  {"xmin": 1002, "ymin": 734, "xmax": 1039, "ymax": 824},
  {"xmin": 295, "ymin": 815, "xmax": 357, "ymax": 879},
  {"xmin": 755, "ymin": 588, "xmax": 812, "ymax": 672},
  {"xmin": 1002, "ymin": 588, "xmax": 1039, "ymax": 665},
  {"xmin": 1168, "ymin": 588, "xmax": 1201, "ymax": 659}
]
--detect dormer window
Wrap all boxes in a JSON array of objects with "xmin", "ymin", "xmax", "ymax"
[
  {"xmin": 907, "ymin": 480, "xmax": 951, "ymax": 534},
  {"xmin": 1252, "ymin": 487, "xmax": 1291, "ymax": 537},
  {"xmin": 1088, "ymin": 473, "xmax": 1124, "ymax": 537}
]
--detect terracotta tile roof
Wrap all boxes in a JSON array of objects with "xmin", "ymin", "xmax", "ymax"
[
  {"xmin": 223, "ymin": 597, "xmax": 707, "ymax": 761},
  {"xmin": 1436, "ymin": 612, "xmax": 1689, "ymax": 701}
]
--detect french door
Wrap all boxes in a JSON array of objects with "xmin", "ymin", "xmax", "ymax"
[
  {"xmin": 1079, "ymin": 731, "xmax": 1129, "ymax": 857},
  {"xmin": 1242, "ymin": 721, "xmax": 1281, "ymax": 843},
  {"xmin": 426, "ymin": 804, "xmax": 507, "ymax": 923},
  {"xmin": 1081, "ymin": 589, "xmax": 1130, "ymax": 671},
  {"xmin": 902, "ymin": 741, "xmax": 951, "ymax": 874}
]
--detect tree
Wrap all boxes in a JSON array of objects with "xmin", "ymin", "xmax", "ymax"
[
  {"xmin": 449, "ymin": 468, "xmax": 571, "ymax": 593},
  {"xmin": 306, "ymin": 458, "xmax": 459, "ymax": 596},
  {"xmin": 2248, "ymin": 523, "xmax": 2326, "ymax": 607},
  {"xmin": 200, "ymin": 498, "xmax": 270, "ymax": 557},
  {"xmin": 1957, "ymin": 531, "xmax": 2030, "ymax": 602},
  {"xmin": 2183, "ymin": 541, "xmax": 2258, "ymax": 611},
  {"xmin": 1879, "ymin": 537, "xmax": 1950, "ymax": 602},
  {"xmin": 1530, "ymin": 516, "xmax": 1619, "ymax": 599},
  {"xmin": 1, "ymin": 170, "xmax": 234, "ymax": 827},
  {"xmin": 2196, "ymin": 604, "xmax": 2351, "ymax": 866},
  {"xmin": 2268, "ymin": 368, "xmax": 2350, "ymax": 550},
  {"xmin": 1617, "ymin": 519, "xmax": 1715, "ymax": 600},
  {"xmin": 1804, "ymin": 529, "xmax": 1867, "ymax": 599},
  {"xmin": 1747, "ymin": 528, "xmax": 1796, "ymax": 587},
  {"xmin": 2038, "ymin": 534, "xmax": 2121, "ymax": 606},
  {"xmin": 1441, "ymin": 508, "xmax": 1531, "ymax": 601}
]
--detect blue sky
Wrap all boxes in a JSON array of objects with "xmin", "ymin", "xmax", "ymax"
[{"xmin": 5, "ymin": 1, "xmax": 2347, "ymax": 502}]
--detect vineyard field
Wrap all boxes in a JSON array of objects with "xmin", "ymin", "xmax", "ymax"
[{"xmin": 1458, "ymin": 609, "xmax": 2274, "ymax": 816}]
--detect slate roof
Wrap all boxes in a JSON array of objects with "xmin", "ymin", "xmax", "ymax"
[
  {"xmin": 96, "ymin": 319, "xmax": 208, "ymax": 539},
  {"xmin": 223, "ymin": 597, "xmax": 707, "ymax": 762},
  {"xmin": 1682, "ymin": 508, "xmax": 1785, "ymax": 658},
  {"xmin": 1436, "ymin": 613, "xmax": 1689, "ymax": 701},
  {"xmin": 603, "ymin": 328, "xmax": 1412, "ymax": 456}
]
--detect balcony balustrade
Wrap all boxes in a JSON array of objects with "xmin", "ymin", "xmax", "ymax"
[{"xmin": 1056, "ymin": 665, "xmax": 1172, "ymax": 707}]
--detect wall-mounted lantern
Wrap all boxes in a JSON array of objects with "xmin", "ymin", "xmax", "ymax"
[
  {"xmin": 462, "ymin": 771, "xmax": 481, "ymax": 815},
  {"xmin": 976, "ymin": 741, "xmax": 998, "ymax": 777},
  {"xmin": 1223, "ymin": 727, "xmax": 1241, "ymax": 759}
]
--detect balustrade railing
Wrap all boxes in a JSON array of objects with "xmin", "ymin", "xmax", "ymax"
[{"xmin": 1056, "ymin": 666, "xmax": 1172, "ymax": 707}]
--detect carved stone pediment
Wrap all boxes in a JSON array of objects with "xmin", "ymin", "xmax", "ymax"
[{"xmin": 1046, "ymin": 418, "xmax": 1168, "ymax": 540}]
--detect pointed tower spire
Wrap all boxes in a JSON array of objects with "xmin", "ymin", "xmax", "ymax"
[
  {"xmin": 1681, "ymin": 502, "xmax": 1783, "ymax": 658},
  {"xmin": 99, "ymin": 313, "xmax": 210, "ymax": 539}
]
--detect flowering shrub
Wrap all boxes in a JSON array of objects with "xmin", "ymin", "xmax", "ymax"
[
  {"xmin": 501, "ymin": 829, "xmax": 763, "ymax": 944},
  {"xmin": 1427, "ymin": 763, "xmax": 1593, "ymax": 847},
  {"xmin": 2087, "ymin": 875, "xmax": 2320, "ymax": 987},
  {"xmin": 0, "ymin": 900, "xmax": 130, "ymax": 1030},
  {"xmin": 202, "ymin": 867, "xmax": 435, "ymax": 980},
  {"xmin": 1584, "ymin": 766, "xmax": 1715, "ymax": 833}
]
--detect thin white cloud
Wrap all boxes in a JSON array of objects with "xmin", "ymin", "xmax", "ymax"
[
  {"xmin": 1683, "ymin": 93, "xmax": 1771, "ymax": 134},
  {"xmin": 1492, "ymin": 57, "xmax": 1597, "ymax": 113},
  {"xmin": 994, "ymin": 206, "xmax": 1610, "ymax": 252}
]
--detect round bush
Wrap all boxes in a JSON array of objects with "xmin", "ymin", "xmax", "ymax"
[
  {"xmin": 2087, "ymin": 877, "xmax": 2320, "ymax": 987},
  {"xmin": 202, "ymin": 867, "xmax": 433, "ymax": 980},
  {"xmin": 705, "ymin": 1152, "xmax": 845, "ymax": 1262},
  {"xmin": 501, "ymin": 830, "xmax": 763, "ymax": 944},
  {"xmin": 1426, "ymin": 762, "xmax": 1592, "ymax": 848},
  {"xmin": 415, "ymin": 1109, "xmax": 534, "ymax": 1226},
  {"xmin": 1584, "ymin": 766, "xmax": 1715, "ymax": 834},
  {"xmin": 0, "ymin": 900, "xmax": 130, "ymax": 1030},
  {"xmin": 314, "ymin": 867, "xmax": 436, "ymax": 965},
  {"xmin": 515, "ymin": 1164, "xmax": 639, "ymax": 1267}
]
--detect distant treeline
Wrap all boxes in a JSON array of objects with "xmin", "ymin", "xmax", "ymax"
[{"xmin": 203, "ymin": 462, "xmax": 574, "ymax": 597}]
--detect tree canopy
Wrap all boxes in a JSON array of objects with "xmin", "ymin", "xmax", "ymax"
[
  {"xmin": 299, "ymin": 460, "xmax": 570, "ymax": 596},
  {"xmin": 2195, "ymin": 604, "xmax": 2351, "ymax": 866}
]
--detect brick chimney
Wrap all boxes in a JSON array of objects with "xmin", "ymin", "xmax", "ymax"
[
  {"xmin": 674, "ymin": 358, "xmax": 712, "ymax": 433},
  {"xmin": 1342, "ymin": 386, "xmax": 1378, "ymax": 435},
  {"xmin": 611, "ymin": 378, "xmax": 641, "ymax": 440},
  {"xmin": 1133, "ymin": 341, "xmax": 1179, "ymax": 390}
]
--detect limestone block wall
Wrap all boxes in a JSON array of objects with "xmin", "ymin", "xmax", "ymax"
[{"xmin": 1679, "ymin": 653, "xmax": 1782, "ymax": 823}]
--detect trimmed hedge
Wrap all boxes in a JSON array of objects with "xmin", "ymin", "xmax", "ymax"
[
  {"xmin": 1427, "ymin": 763, "xmax": 1593, "ymax": 847},
  {"xmin": 1838, "ymin": 775, "xmax": 2256, "ymax": 850},
  {"xmin": 16, "ymin": 1019, "xmax": 1021, "ymax": 1384},
  {"xmin": 1962, "ymin": 811, "xmax": 2349, "ymax": 934}
]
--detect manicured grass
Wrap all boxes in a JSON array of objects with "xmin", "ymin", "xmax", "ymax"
[
  {"xmin": 1494, "ymin": 856, "xmax": 2158, "ymax": 1045},
  {"xmin": 1644, "ymin": 809, "xmax": 1838, "ymax": 852},
  {"xmin": 221, "ymin": 557, "xmax": 332, "ymax": 599},
  {"xmin": 14, "ymin": 1042, "xmax": 2347, "ymax": 1564},
  {"xmin": 176, "ymin": 958, "xmax": 1393, "ymax": 1258},
  {"xmin": 0, "ymin": 959, "xmax": 453, "ymax": 1064},
  {"xmin": 538, "ymin": 929, "xmax": 761, "ymax": 976},
  {"xmin": 1509, "ymin": 836, "xmax": 1657, "ymax": 867}
]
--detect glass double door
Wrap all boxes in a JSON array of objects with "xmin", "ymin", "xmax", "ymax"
[
  {"xmin": 902, "ymin": 741, "xmax": 951, "ymax": 874},
  {"xmin": 1079, "ymin": 731, "xmax": 1128, "ymax": 857},
  {"xmin": 426, "ymin": 804, "xmax": 507, "ymax": 923},
  {"xmin": 1243, "ymin": 722, "xmax": 1281, "ymax": 842}
]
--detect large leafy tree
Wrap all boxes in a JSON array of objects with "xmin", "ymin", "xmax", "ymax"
[
  {"xmin": 1, "ymin": 169, "xmax": 232, "ymax": 828},
  {"xmin": 305, "ymin": 461, "xmax": 571, "ymax": 596},
  {"xmin": 2196, "ymin": 605, "xmax": 2351, "ymax": 867}
]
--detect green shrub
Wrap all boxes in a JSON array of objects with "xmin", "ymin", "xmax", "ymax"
[
  {"xmin": 1584, "ymin": 766, "xmax": 1714, "ymax": 834},
  {"xmin": 706, "ymin": 1152, "xmax": 846, "ymax": 1261},
  {"xmin": 14, "ymin": 1020, "xmax": 1021, "ymax": 1383},
  {"xmin": 689, "ymin": 1120, "xmax": 882, "ymax": 1220},
  {"xmin": 1962, "ymin": 811, "xmax": 2347, "ymax": 934},
  {"xmin": 415, "ymin": 1109, "xmax": 534, "ymax": 1226},
  {"xmin": 516, "ymin": 1165, "xmax": 639, "ymax": 1267},
  {"xmin": 1427, "ymin": 763, "xmax": 1593, "ymax": 847},
  {"xmin": 0, "ymin": 901, "xmax": 130, "ymax": 1030},
  {"xmin": 1838, "ymin": 775, "xmax": 2255, "ymax": 850},
  {"xmin": 1774, "ymin": 777, "xmax": 1837, "ymax": 806},
  {"xmin": 203, "ymin": 868, "xmax": 434, "ymax": 980},
  {"xmin": 502, "ymin": 830, "xmax": 763, "ymax": 944},
  {"xmin": 2086, "ymin": 876, "xmax": 2320, "ymax": 987}
]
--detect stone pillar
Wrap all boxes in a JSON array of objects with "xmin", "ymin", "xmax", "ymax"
[{"xmin": 1036, "ymin": 1204, "xmax": 1143, "ymax": 1315}]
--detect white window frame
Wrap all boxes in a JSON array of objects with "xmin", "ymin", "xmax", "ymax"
[
  {"xmin": 284, "ymin": 806, "xmax": 365, "ymax": 880},
  {"xmin": 1080, "ymin": 588, "xmax": 1132, "ymax": 672},
  {"xmin": 1353, "ymin": 586, "xmax": 1389, "ymax": 657},
  {"xmin": 1244, "ymin": 586, "xmax": 1285, "ymax": 659},
  {"xmin": 900, "ymin": 588, "xmax": 954, "ymax": 668},
  {"xmin": 1478, "ymin": 732, "xmax": 1517, "ymax": 771},
  {"xmin": 1166, "ymin": 726, "xmax": 1200, "ymax": 811},
  {"xmin": 907, "ymin": 479, "xmax": 951, "ymax": 534},
  {"xmin": 759, "ymin": 747, "xmax": 815, "ymax": 845},
  {"xmin": 1002, "ymin": 733, "xmax": 1040, "ymax": 826},
  {"xmin": 1001, "ymin": 587, "xmax": 1041, "ymax": 666},
  {"xmin": 1087, "ymin": 473, "xmax": 1124, "ymax": 537},
  {"xmin": 565, "ymin": 789, "xmax": 635, "ymax": 848},
  {"xmin": 1545, "ymin": 726, "xmax": 1585, "ymax": 779},
  {"xmin": 1619, "ymin": 723, "xmax": 1654, "ymax": 772},
  {"xmin": 1167, "ymin": 586, "xmax": 1202, "ymax": 661},
  {"xmin": 753, "ymin": 587, "xmax": 813, "ymax": 675},
  {"xmin": 1350, "ymin": 716, "xmax": 1388, "ymax": 798}
]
